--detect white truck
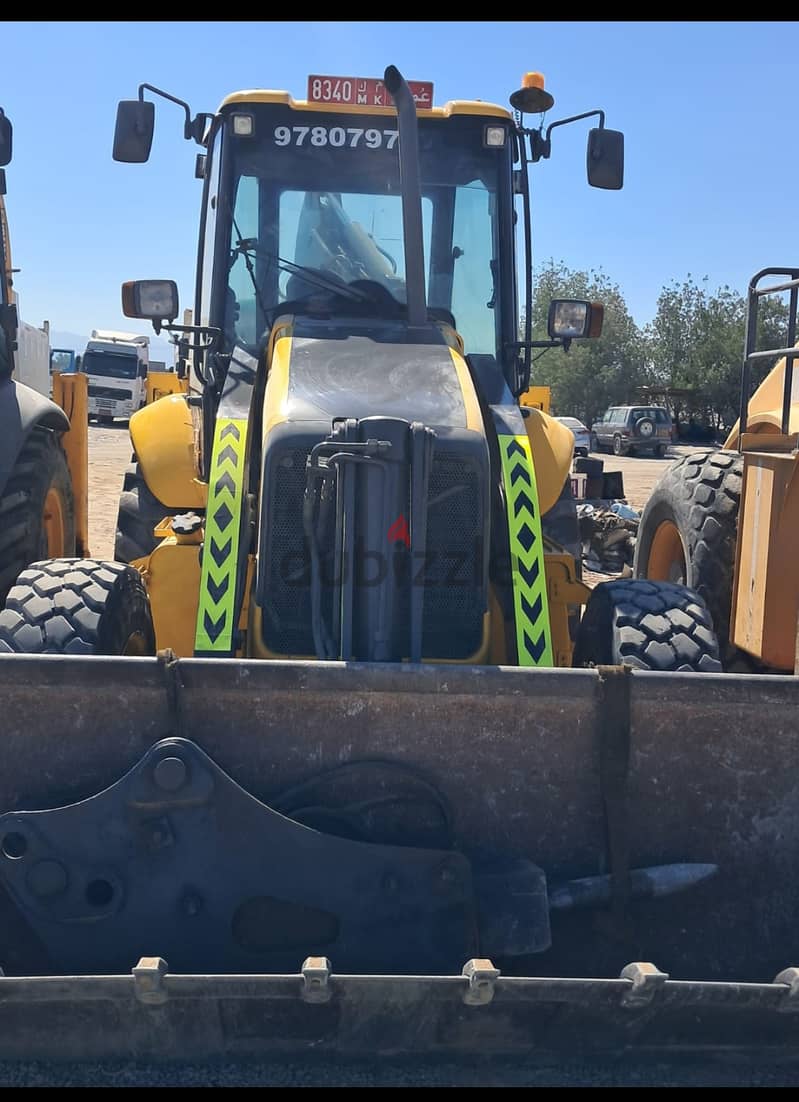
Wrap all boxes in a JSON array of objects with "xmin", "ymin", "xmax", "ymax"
[{"xmin": 82, "ymin": 329, "xmax": 149, "ymax": 422}]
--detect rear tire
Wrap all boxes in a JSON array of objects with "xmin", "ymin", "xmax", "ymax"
[
  {"xmin": 0, "ymin": 429, "xmax": 75, "ymax": 604},
  {"xmin": 633, "ymin": 449, "xmax": 749, "ymax": 669},
  {"xmin": 0, "ymin": 558, "xmax": 154, "ymax": 655},
  {"xmin": 573, "ymin": 578, "xmax": 721, "ymax": 672},
  {"xmin": 115, "ymin": 462, "xmax": 185, "ymax": 563},
  {"xmin": 612, "ymin": 435, "xmax": 624, "ymax": 456}
]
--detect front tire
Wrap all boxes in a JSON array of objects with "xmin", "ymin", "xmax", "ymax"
[
  {"xmin": 0, "ymin": 559, "xmax": 154, "ymax": 655},
  {"xmin": 573, "ymin": 578, "xmax": 721, "ymax": 672},
  {"xmin": 0, "ymin": 428, "xmax": 75, "ymax": 604},
  {"xmin": 633, "ymin": 449, "xmax": 746, "ymax": 668}
]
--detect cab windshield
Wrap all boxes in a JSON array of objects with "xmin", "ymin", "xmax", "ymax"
[
  {"xmin": 221, "ymin": 107, "xmax": 511, "ymax": 358},
  {"xmin": 82, "ymin": 351, "xmax": 137, "ymax": 379}
]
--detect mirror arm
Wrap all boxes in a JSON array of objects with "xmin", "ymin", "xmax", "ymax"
[
  {"xmin": 151, "ymin": 320, "xmax": 222, "ymax": 344},
  {"xmin": 508, "ymin": 338, "xmax": 564, "ymax": 351},
  {"xmin": 137, "ymin": 83, "xmax": 211, "ymax": 145},
  {"xmin": 518, "ymin": 109, "xmax": 606, "ymax": 164}
]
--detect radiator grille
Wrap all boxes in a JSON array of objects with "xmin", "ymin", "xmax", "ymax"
[{"xmin": 261, "ymin": 449, "xmax": 485, "ymax": 659}]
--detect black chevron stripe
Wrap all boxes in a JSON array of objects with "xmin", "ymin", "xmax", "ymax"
[
  {"xmin": 513, "ymin": 489, "xmax": 536, "ymax": 519},
  {"xmin": 220, "ymin": 422, "xmax": 241, "ymax": 441},
  {"xmin": 207, "ymin": 574, "xmax": 230, "ymax": 604},
  {"xmin": 522, "ymin": 630, "xmax": 547, "ymax": 663},
  {"xmin": 203, "ymin": 609, "xmax": 227, "ymax": 643},
  {"xmin": 215, "ymin": 470, "xmax": 236, "ymax": 496},
  {"xmin": 518, "ymin": 523, "xmax": 536, "ymax": 553},
  {"xmin": 213, "ymin": 501, "xmax": 233, "ymax": 532},
  {"xmin": 517, "ymin": 556, "xmax": 540, "ymax": 588},
  {"xmin": 210, "ymin": 536, "xmax": 232, "ymax": 568},
  {"xmin": 506, "ymin": 439, "xmax": 526, "ymax": 460},
  {"xmin": 218, "ymin": 444, "xmax": 239, "ymax": 467},
  {"xmin": 509, "ymin": 461, "xmax": 532, "ymax": 487},
  {"xmin": 520, "ymin": 592, "xmax": 543, "ymax": 625}
]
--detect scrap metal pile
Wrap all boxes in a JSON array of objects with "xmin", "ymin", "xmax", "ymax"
[{"xmin": 577, "ymin": 500, "xmax": 640, "ymax": 575}]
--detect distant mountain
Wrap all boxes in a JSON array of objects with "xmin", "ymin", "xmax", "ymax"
[{"xmin": 49, "ymin": 330, "xmax": 175, "ymax": 363}]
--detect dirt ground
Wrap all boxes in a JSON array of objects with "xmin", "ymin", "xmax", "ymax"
[{"xmin": 87, "ymin": 424, "xmax": 707, "ymax": 562}]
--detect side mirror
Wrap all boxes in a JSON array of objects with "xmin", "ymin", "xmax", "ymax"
[
  {"xmin": 0, "ymin": 110, "xmax": 12, "ymax": 167},
  {"xmin": 586, "ymin": 128, "xmax": 624, "ymax": 190},
  {"xmin": 122, "ymin": 279, "xmax": 179, "ymax": 322},
  {"xmin": 548, "ymin": 299, "xmax": 604, "ymax": 340},
  {"xmin": 138, "ymin": 361, "xmax": 148, "ymax": 379},
  {"xmin": 113, "ymin": 100, "xmax": 155, "ymax": 163}
]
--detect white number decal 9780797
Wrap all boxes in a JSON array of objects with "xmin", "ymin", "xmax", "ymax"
[{"xmin": 273, "ymin": 126, "xmax": 399, "ymax": 150}]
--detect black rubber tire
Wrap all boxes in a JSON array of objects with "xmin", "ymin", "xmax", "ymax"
[
  {"xmin": 633, "ymin": 449, "xmax": 749, "ymax": 669},
  {"xmin": 0, "ymin": 428, "xmax": 75, "ymax": 605},
  {"xmin": 655, "ymin": 443, "xmax": 667, "ymax": 458},
  {"xmin": 573, "ymin": 578, "xmax": 721, "ymax": 672},
  {"xmin": 0, "ymin": 558, "xmax": 154, "ymax": 655},
  {"xmin": 115, "ymin": 462, "xmax": 184, "ymax": 563},
  {"xmin": 612, "ymin": 434, "xmax": 625, "ymax": 456}
]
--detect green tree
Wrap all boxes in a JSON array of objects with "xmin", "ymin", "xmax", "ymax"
[
  {"xmin": 528, "ymin": 261, "xmax": 648, "ymax": 426},
  {"xmin": 645, "ymin": 276, "xmax": 789, "ymax": 430}
]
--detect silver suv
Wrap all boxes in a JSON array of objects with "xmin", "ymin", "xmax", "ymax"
[{"xmin": 590, "ymin": 405, "xmax": 673, "ymax": 457}]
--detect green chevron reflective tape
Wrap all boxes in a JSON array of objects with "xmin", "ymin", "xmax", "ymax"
[
  {"xmin": 194, "ymin": 417, "xmax": 248, "ymax": 655},
  {"xmin": 498, "ymin": 433, "xmax": 553, "ymax": 667}
]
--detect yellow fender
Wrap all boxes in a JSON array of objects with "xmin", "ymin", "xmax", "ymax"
[
  {"xmin": 522, "ymin": 406, "xmax": 574, "ymax": 515},
  {"xmin": 129, "ymin": 394, "xmax": 206, "ymax": 509}
]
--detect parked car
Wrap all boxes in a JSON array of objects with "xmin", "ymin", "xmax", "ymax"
[
  {"xmin": 590, "ymin": 405, "xmax": 673, "ymax": 457},
  {"xmin": 556, "ymin": 415, "xmax": 591, "ymax": 457}
]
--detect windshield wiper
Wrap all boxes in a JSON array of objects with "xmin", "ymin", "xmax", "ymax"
[{"xmin": 231, "ymin": 239, "xmax": 373, "ymax": 305}]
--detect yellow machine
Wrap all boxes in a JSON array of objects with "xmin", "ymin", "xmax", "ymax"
[
  {"xmin": 520, "ymin": 383, "xmax": 551, "ymax": 413},
  {"xmin": 1, "ymin": 71, "xmax": 799, "ymax": 1064},
  {"xmin": 635, "ymin": 267, "xmax": 799, "ymax": 671},
  {"xmin": 0, "ymin": 107, "xmax": 88, "ymax": 603}
]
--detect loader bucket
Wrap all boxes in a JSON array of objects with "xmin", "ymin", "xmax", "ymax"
[{"xmin": 0, "ymin": 654, "xmax": 798, "ymax": 1060}]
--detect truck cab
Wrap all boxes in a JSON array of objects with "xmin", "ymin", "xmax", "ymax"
[{"xmin": 82, "ymin": 329, "xmax": 149, "ymax": 423}]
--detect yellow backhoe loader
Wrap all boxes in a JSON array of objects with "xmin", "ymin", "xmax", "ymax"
[
  {"xmin": 635, "ymin": 269, "xmax": 799, "ymax": 673},
  {"xmin": 0, "ymin": 70, "xmax": 797, "ymax": 1063},
  {"xmin": 0, "ymin": 107, "xmax": 88, "ymax": 604}
]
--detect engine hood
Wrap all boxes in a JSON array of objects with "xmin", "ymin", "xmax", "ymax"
[{"xmin": 264, "ymin": 315, "xmax": 482, "ymax": 435}]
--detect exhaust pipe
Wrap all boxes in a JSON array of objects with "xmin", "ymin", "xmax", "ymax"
[{"xmin": 384, "ymin": 65, "xmax": 427, "ymax": 328}]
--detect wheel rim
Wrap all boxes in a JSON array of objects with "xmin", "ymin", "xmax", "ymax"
[
  {"xmin": 647, "ymin": 520, "xmax": 687, "ymax": 584},
  {"xmin": 122, "ymin": 631, "xmax": 149, "ymax": 656},
  {"xmin": 42, "ymin": 487, "xmax": 66, "ymax": 556},
  {"xmin": 613, "ymin": 436, "xmax": 622, "ymax": 455}
]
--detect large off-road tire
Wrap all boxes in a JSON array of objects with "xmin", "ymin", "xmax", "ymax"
[
  {"xmin": 0, "ymin": 428, "xmax": 75, "ymax": 604},
  {"xmin": 115, "ymin": 462, "xmax": 178, "ymax": 563},
  {"xmin": 633, "ymin": 449, "xmax": 749, "ymax": 669},
  {"xmin": 0, "ymin": 558, "xmax": 154, "ymax": 655},
  {"xmin": 573, "ymin": 578, "xmax": 721, "ymax": 672}
]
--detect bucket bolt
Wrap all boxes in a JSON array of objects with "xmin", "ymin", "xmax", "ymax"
[{"xmin": 462, "ymin": 958, "xmax": 500, "ymax": 1006}]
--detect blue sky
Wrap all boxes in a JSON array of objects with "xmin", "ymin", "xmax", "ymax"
[{"xmin": 4, "ymin": 20, "xmax": 798, "ymax": 343}]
